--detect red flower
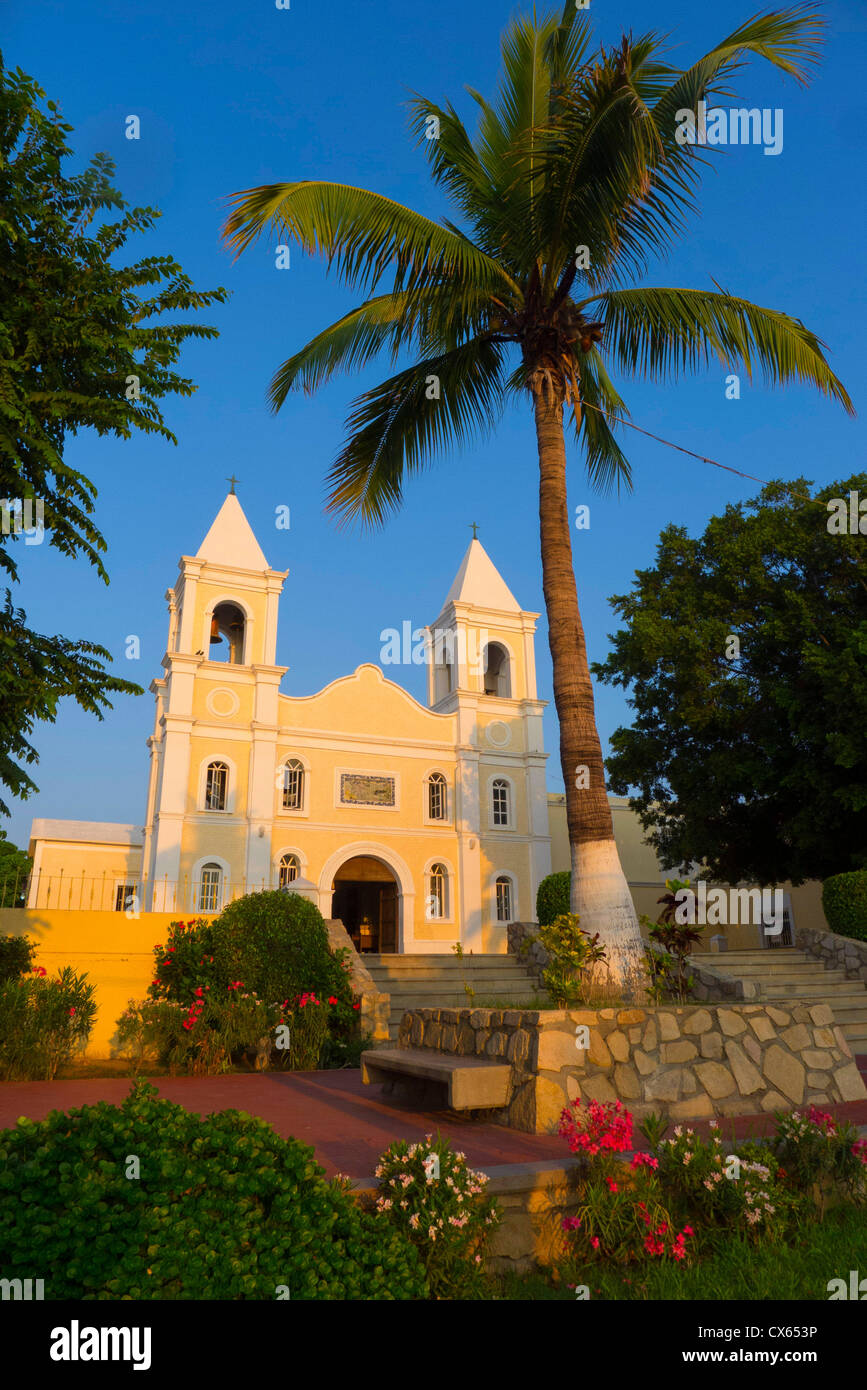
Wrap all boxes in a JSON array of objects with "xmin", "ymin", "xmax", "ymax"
[
  {"xmin": 328, "ymin": 996, "xmax": 338, "ymax": 1005},
  {"xmin": 352, "ymin": 1002, "xmax": 360, "ymax": 1010},
  {"xmin": 68, "ymin": 1007, "xmax": 76, "ymax": 1016}
]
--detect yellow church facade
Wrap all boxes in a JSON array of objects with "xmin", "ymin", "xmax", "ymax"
[{"xmin": 27, "ymin": 493, "xmax": 557, "ymax": 954}]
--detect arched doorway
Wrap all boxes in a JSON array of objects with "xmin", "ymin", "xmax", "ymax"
[{"xmin": 331, "ymin": 855, "xmax": 398, "ymax": 953}]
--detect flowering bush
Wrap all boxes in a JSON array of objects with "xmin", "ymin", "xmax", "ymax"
[
  {"xmin": 770, "ymin": 1107, "xmax": 867, "ymax": 1205},
  {"xmin": 286, "ymin": 992, "xmax": 330, "ymax": 1070},
  {"xmin": 655, "ymin": 1123, "xmax": 795, "ymax": 1241},
  {"xmin": 118, "ymin": 987, "xmax": 285, "ymax": 1075},
  {"xmin": 559, "ymin": 1098, "xmax": 633, "ymax": 1171},
  {"xmin": 0, "ymin": 966, "xmax": 96, "ymax": 1079},
  {"xmin": 558, "ymin": 1099, "xmax": 691, "ymax": 1268},
  {"xmin": 534, "ymin": 912, "xmax": 608, "ymax": 1006},
  {"xmin": 373, "ymin": 1133, "xmax": 501, "ymax": 1298}
]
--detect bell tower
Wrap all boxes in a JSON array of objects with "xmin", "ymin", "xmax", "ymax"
[
  {"xmin": 141, "ymin": 492, "xmax": 289, "ymax": 909},
  {"xmin": 426, "ymin": 538, "xmax": 551, "ymax": 950}
]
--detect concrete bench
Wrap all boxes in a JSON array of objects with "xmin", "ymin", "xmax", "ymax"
[{"xmin": 361, "ymin": 1047, "xmax": 512, "ymax": 1110}]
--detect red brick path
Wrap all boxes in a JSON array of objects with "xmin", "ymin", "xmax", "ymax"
[{"xmin": 1, "ymin": 1059, "xmax": 864, "ymax": 1178}]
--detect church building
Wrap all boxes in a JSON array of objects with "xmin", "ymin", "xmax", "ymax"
[{"xmin": 27, "ymin": 492, "xmax": 600, "ymax": 953}]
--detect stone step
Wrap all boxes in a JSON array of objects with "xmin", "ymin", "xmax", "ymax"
[
  {"xmin": 762, "ymin": 982, "xmax": 867, "ymax": 999},
  {"xmin": 692, "ymin": 950, "xmax": 810, "ymax": 963},
  {"xmin": 367, "ymin": 964, "xmax": 535, "ymax": 981}
]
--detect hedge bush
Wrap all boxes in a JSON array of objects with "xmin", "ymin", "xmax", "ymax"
[
  {"xmin": 0, "ymin": 934, "xmax": 35, "ymax": 981},
  {"xmin": 211, "ymin": 891, "xmax": 351, "ymax": 1009},
  {"xmin": 822, "ymin": 870, "xmax": 867, "ymax": 942},
  {"xmin": 0, "ymin": 966, "xmax": 96, "ymax": 1080},
  {"xmin": 536, "ymin": 870, "xmax": 571, "ymax": 926},
  {"xmin": 0, "ymin": 1081, "xmax": 427, "ymax": 1299}
]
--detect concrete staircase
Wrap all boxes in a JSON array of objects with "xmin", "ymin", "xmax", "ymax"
[
  {"xmin": 364, "ymin": 953, "xmax": 544, "ymax": 1042},
  {"xmin": 691, "ymin": 948, "xmax": 867, "ymax": 1053}
]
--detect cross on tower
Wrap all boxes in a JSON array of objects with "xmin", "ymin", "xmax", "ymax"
[
  {"xmin": 469, "ymin": 521, "xmax": 480, "ymax": 540},
  {"xmin": 226, "ymin": 475, "xmax": 240, "ymax": 495}
]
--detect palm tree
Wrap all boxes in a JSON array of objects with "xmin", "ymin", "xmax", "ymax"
[{"xmin": 223, "ymin": 2, "xmax": 852, "ymax": 1001}]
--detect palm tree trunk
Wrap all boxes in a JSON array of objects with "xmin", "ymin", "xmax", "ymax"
[{"xmin": 532, "ymin": 383, "xmax": 647, "ymax": 1002}]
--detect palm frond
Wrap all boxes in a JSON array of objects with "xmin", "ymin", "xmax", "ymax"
[
  {"xmin": 222, "ymin": 181, "xmax": 514, "ymax": 297},
  {"xmin": 589, "ymin": 285, "xmax": 854, "ymax": 413},
  {"xmin": 325, "ymin": 338, "xmax": 508, "ymax": 528}
]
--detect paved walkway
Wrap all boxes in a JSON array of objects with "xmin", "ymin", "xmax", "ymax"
[{"xmin": 1, "ymin": 1060, "xmax": 865, "ymax": 1178}]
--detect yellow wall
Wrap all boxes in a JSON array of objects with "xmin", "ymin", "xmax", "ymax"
[
  {"xmin": 547, "ymin": 796, "xmax": 831, "ymax": 945},
  {"xmin": 0, "ymin": 909, "xmax": 217, "ymax": 1058}
]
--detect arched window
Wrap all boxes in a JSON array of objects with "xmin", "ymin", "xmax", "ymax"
[
  {"xmin": 278, "ymin": 853, "xmax": 300, "ymax": 888},
  {"xmin": 208, "ymin": 602, "xmax": 246, "ymax": 664},
  {"xmin": 495, "ymin": 875, "xmax": 513, "ymax": 922},
  {"xmin": 427, "ymin": 863, "xmax": 448, "ymax": 919},
  {"xmin": 427, "ymin": 772, "xmax": 447, "ymax": 821},
  {"xmin": 483, "ymin": 642, "xmax": 511, "ymax": 697},
  {"xmin": 492, "ymin": 778, "xmax": 510, "ymax": 827},
  {"xmin": 282, "ymin": 759, "xmax": 305, "ymax": 810},
  {"xmin": 199, "ymin": 862, "xmax": 223, "ymax": 912},
  {"xmin": 204, "ymin": 761, "xmax": 229, "ymax": 811}
]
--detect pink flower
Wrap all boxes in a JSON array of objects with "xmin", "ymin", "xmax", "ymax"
[{"xmin": 590, "ymin": 1237, "xmax": 600, "ymax": 1250}]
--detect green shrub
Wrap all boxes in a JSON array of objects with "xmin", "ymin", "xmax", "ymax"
[
  {"xmin": 0, "ymin": 966, "xmax": 96, "ymax": 1079},
  {"xmin": 0, "ymin": 1081, "xmax": 427, "ymax": 1299},
  {"xmin": 534, "ymin": 912, "xmax": 607, "ymax": 1007},
  {"xmin": 116, "ymin": 990, "xmax": 283, "ymax": 1076},
  {"xmin": 536, "ymin": 871, "xmax": 571, "ymax": 926},
  {"xmin": 0, "ymin": 933, "xmax": 35, "ymax": 981},
  {"xmin": 211, "ymin": 891, "xmax": 351, "ymax": 1009},
  {"xmin": 822, "ymin": 870, "xmax": 867, "ymax": 942}
]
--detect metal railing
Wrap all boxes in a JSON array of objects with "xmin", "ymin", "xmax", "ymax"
[{"xmin": 3, "ymin": 872, "xmax": 300, "ymax": 914}]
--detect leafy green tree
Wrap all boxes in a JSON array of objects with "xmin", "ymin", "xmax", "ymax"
[
  {"xmin": 223, "ymin": 4, "xmax": 850, "ymax": 997},
  {"xmin": 595, "ymin": 475, "xmax": 867, "ymax": 886},
  {"xmin": 0, "ymin": 58, "xmax": 227, "ymax": 812},
  {"xmin": 0, "ymin": 827, "xmax": 30, "ymax": 907}
]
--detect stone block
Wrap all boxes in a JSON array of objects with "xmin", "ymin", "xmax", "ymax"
[
  {"xmin": 645, "ymin": 1070, "xmax": 682, "ymax": 1103},
  {"xmin": 634, "ymin": 1049, "xmax": 656, "ymax": 1076},
  {"xmin": 836, "ymin": 1063, "xmax": 867, "ymax": 1102},
  {"xmin": 662, "ymin": 1040, "xmax": 698, "ymax": 1063},
  {"xmin": 657, "ymin": 1012, "xmax": 679, "ymax": 1041},
  {"xmin": 748, "ymin": 1016, "xmax": 776, "ymax": 1042},
  {"xmin": 792, "ymin": 1006, "xmax": 811, "ymax": 1024},
  {"xmin": 812, "ymin": 1027, "xmax": 836, "ymax": 1048},
  {"xmin": 587, "ymin": 1031, "xmax": 613, "ymax": 1069},
  {"xmin": 485, "ymin": 1032, "xmax": 507, "ymax": 1058},
  {"xmin": 535, "ymin": 1077, "xmax": 568, "ymax": 1133},
  {"xmin": 617, "ymin": 1009, "xmax": 646, "ymax": 1026},
  {"xmin": 681, "ymin": 1069, "xmax": 697, "ymax": 1095},
  {"xmin": 599, "ymin": 1009, "xmax": 616, "ymax": 1020},
  {"xmin": 766, "ymin": 1006, "xmax": 792, "ymax": 1026},
  {"xmin": 613, "ymin": 1063, "xmax": 641, "ymax": 1099},
  {"xmin": 683, "ymin": 1009, "xmax": 713, "ymax": 1035},
  {"xmin": 537, "ymin": 1029, "xmax": 580, "ymax": 1070},
  {"xmin": 410, "ymin": 1016, "xmax": 423, "ymax": 1047},
  {"xmin": 441, "ymin": 1025, "xmax": 457, "ymax": 1052},
  {"xmin": 762, "ymin": 1044, "xmax": 805, "ymax": 1105},
  {"xmin": 809, "ymin": 1004, "xmax": 835, "ymax": 1026},
  {"xmin": 580, "ymin": 1073, "xmax": 618, "ymax": 1103},
  {"xmin": 742, "ymin": 1035, "xmax": 762, "ymax": 1066},
  {"xmin": 759, "ymin": 1089, "xmax": 788, "ymax": 1113},
  {"xmin": 607, "ymin": 1030, "xmax": 630, "ymax": 1062},
  {"xmin": 833, "ymin": 1027, "xmax": 853, "ymax": 1059},
  {"xmin": 695, "ymin": 1061, "xmax": 737, "ymax": 1099},
  {"xmin": 700, "ymin": 1033, "xmax": 724, "ymax": 1060},
  {"xmin": 780, "ymin": 1023, "xmax": 811, "ymax": 1051},
  {"xmin": 474, "ymin": 1030, "xmax": 490, "ymax": 1055},
  {"xmin": 457, "ymin": 1023, "xmax": 475, "ymax": 1055},
  {"xmin": 807, "ymin": 1072, "xmax": 829, "ymax": 1089},
  {"xmin": 628, "ymin": 1027, "xmax": 642, "ymax": 1044},
  {"xmin": 503, "ymin": 1011, "xmax": 522, "ymax": 1027},
  {"xmin": 566, "ymin": 1074, "xmax": 582, "ymax": 1101},
  {"xmin": 642, "ymin": 1019, "xmax": 658, "ymax": 1051},
  {"xmin": 669, "ymin": 1094, "xmax": 714, "ymax": 1120},
  {"xmin": 725, "ymin": 1040, "xmax": 766, "ymax": 1096},
  {"xmin": 718, "ymin": 1009, "xmax": 747, "ymax": 1037},
  {"xmin": 507, "ymin": 1030, "xmax": 530, "ymax": 1065},
  {"xmin": 801, "ymin": 1049, "xmax": 834, "ymax": 1070}
]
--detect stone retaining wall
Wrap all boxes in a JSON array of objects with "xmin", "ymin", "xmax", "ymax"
[
  {"xmin": 398, "ymin": 1001, "xmax": 866, "ymax": 1134},
  {"xmin": 799, "ymin": 926, "xmax": 867, "ymax": 986}
]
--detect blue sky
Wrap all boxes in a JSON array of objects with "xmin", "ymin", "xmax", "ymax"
[{"xmin": 3, "ymin": 0, "xmax": 865, "ymax": 849}]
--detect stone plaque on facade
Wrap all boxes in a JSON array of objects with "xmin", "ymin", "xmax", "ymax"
[{"xmin": 339, "ymin": 773, "xmax": 396, "ymax": 807}]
